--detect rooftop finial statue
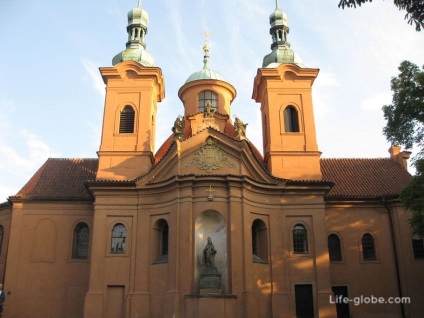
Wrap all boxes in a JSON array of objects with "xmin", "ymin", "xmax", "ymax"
[
  {"xmin": 172, "ymin": 115, "xmax": 185, "ymax": 141},
  {"xmin": 234, "ymin": 117, "xmax": 248, "ymax": 139},
  {"xmin": 203, "ymin": 101, "xmax": 216, "ymax": 118}
]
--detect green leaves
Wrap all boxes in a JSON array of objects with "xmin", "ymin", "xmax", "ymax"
[
  {"xmin": 383, "ymin": 61, "xmax": 424, "ymax": 152},
  {"xmin": 384, "ymin": 61, "xmax": 424, "ymax": 235},
  {"xmin": 338, "ymin": 0, "xmax": 424, "ymax": 31}
]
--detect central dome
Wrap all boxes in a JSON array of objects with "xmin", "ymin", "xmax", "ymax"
[
  {"xmin": 184, "ymin": 42, "xmax": 231, "ymax": 85},
  {"xmin": 185, "ymin": 68, "xmax": 229, "ymax": 84}
]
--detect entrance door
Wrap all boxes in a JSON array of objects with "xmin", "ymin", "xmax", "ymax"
[
  {"xmin": 295, "ymin": 284, "xmax": 314, "ymax": 318},
  {"xmin": 106, "ymin": 286, "xmax": 125, "ymax": 318},
  {"xmin": 332, "ymin": 286, "xmax": 350, "ymax": 318}
]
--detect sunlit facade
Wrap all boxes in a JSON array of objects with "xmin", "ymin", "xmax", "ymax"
[{"xmin": 0, "ymin": 1, "xmax": 423, "ymax": 318}]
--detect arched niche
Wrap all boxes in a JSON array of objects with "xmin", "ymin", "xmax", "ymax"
[
  {"xmin": 194, "ymin": 210, "xmax": 227, "ymax": 294},
  {"xmin": 31, "ymin": 218, "xmax": 57, "ymax": 262}
]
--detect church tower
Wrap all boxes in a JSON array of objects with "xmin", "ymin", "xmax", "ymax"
[
  {"xmin": 252, "ymin": 1, "xmax": 321, "ymax": 180},
  {"xmin": 97, "ymin": 1, "xmax": 165, "ymax": 180}
]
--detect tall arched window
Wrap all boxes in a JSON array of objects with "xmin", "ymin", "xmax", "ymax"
[
  {"xmin": 119, "ymin": 105, "xmax": 135, "ymax": 133},
  {"xmin": 284, "ymin": 106, "xmax": 300, "ymax": 132},
  {"xmin": 361, "ymin": 233, "xmax": 376, "ymax": 261},
  {"xmin": 293, "ymin": 224, "xmax": 308, "ymax": 253},
  {"xmin": 412, "ymin": 235, "xmax": 424, "ymax": 259},
  {"xmin": 153, "ymin": 219, "xmax": 169, "ymax": 264},
  {"xmin": 111, "ymin": 223, "xmax": 127, "ymax": 254},
  {"xmin": 198, "ymin": 90, "xmax": 218, "ymax": 113},
  {"xmin": 0, "ymin": 225, "xmax": 4, "ymax": 257},
  {"xmin": 328, "ymin": 234, "xmax": 342, "ymax": 261},
  {"xmin": 72, "ymin": 223, "xmax": 90, "ymax": 259},
  {"xmin": 251, "ymin": 219, "xmax": 268, "ymax": 263}
]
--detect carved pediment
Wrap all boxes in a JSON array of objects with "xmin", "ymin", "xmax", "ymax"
[
  {"xmin": 182, "ymin": 137, "xmax": 235, "ymax": 173},
  {"xmin": 138, "ymin": 129, "xmax": 275, "ymax": 185}
]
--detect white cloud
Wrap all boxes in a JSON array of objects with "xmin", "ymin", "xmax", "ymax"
[
  {"xmin": 81, "ymin": 58, "xmax": 106, "ymax": 99},
  {"xmin": 313, "ymin": 70, "xmax": 341, "ymax": 118},
  {"xmin": 0, "ymin": 96, "xmax": 56, "ymax": 201},
  {"xmin": 361, "ymin": 92, "xmax": 392, "ymax": 112}
]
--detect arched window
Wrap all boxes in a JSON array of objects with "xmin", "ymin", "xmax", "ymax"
[
  {"xmin": 72, "ymin": 223, "xmax": 90, "ymax": 259},
  {"xmin": 251, "ymin": 219, "xmax": 268, "ymax": 263},
  {"xmin": 293, "ymin": 224, "xmax": 308, "ymax": 253},
  {"xmin": 284, "ymin": 106, "xmax": 300, "ymax": 132},
  {"xmin": 361, "ymin": 233, "xmax": 376, "ymax": 261},
  {"xmin": 111, "ymin": 223, "xmax": 127, "ymax": 254},
  {"xmin": 328, "ymin": 234, "xmax": 342, "ymax": 261},
  {"xmin": 153, "ymin": 219, "xmax": 169, "ymax": 264},
  {"xmin": 0, "ymin": 225, "xmax": 4, "ymax": 257},
  {"xmin": 412, "ymin": 235, "xmax": 424, "ymax": 259},
  {"xmin": 198, "ymin": 90, "xmax": 218, "ymax": 113},
  {"xmin": 119, "ymin": 105, "xmax": 135, "ymax": 133}
]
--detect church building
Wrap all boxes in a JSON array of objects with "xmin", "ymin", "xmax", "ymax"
[{"xmin": 0, "ymin": 1, "xmax": 423, "ymax": 317}]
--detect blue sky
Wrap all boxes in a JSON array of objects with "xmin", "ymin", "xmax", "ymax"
[{"xmin": 0, "ymin": 0, "xmax": 423, "ymax": 202}]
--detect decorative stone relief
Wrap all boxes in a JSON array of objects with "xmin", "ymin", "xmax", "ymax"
[{"xmin": 183, "ymin": 137, "xmax": 235, "ymax": 173}]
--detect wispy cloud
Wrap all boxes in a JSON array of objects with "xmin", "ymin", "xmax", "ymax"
[
  {"xmin": 313, "ymin": 70, "xmax": 341, "ymax": 118},
  {"xmin": 81, "ymin": 58, "xmax": 105, "ymax": 99},
  {"xmin": 0, "ymin": 96, "xmax": 56, "ymax": 201},
  {"xmin": 361, "ymin": 92, "xmax": 392, "ymax": 112}
]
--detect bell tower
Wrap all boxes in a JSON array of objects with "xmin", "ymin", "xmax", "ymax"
[
  {"xmin": 97, "ymin": 1, "xmax": 165, "ymax": 181},
  {"xmin": 252, "ymin": 1, "xmax": 321, "ymax": 180}
]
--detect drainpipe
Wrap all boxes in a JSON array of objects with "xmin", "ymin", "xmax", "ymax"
[{"xmin": 382, "ymin": 197, "xmax": 406, "ymax": 318}]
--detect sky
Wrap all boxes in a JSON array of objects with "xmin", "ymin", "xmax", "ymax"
[{"xmin": 0, "ymin": 0, "xmax": 423, "ymax": 202}]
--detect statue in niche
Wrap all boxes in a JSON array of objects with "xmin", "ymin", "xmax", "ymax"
[
  {"xmin": 203, "ymin": 101, "xmax": 216, "ymax": 118},
  {"xmin": 234, "ymin": 117, "xmax": 247, "ymax": 139},
  {"xmin": 203, "ymin": 237, "xmax": 217, "ymax": 268},
  {"xmin": 172, "ymin": 115, "xmax": 185, "ymax": 141}
]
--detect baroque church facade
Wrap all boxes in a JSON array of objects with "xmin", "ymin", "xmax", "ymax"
[{"xmin": 0, "ymin": 1, "xmax": 423, "ymax": 317}]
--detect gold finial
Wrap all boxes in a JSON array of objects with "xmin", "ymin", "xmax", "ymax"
[
  {"xmin": 203, "ymin": 30, "xmax": 210, "ymax": 45},
  {"xmin": 206, "ymin": 186, "xmax": 215, "ymax": 201},
  {"xmin": 202, "ymin": 30, "xmax": 211, "ymax": 69}
]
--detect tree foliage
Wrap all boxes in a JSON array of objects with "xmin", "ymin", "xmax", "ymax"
[
  {"xmin": 383, "ymin": 61, "xmax": 424, "ymax": 154},
  {"xmin": 400, "ymin": 160, "xmax": 424, "ymax": 236},
  {"xmin": 383, "ymin": 60, "xmax": 424, "ymax": 235},
  {"xmin": 338, "ymin": 0, "xmax": 424, "ymax": 31}
]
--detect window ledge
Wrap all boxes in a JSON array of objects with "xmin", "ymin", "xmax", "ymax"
[
  {"xmin": 252, "ymin": 254, "xmax": 268, "ymax": 264},
  {"xmin": 152, "ymin": 254, "xmax": 168, "ymax": 264}
]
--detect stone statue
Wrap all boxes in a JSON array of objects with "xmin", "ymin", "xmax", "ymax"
[
  {"xmin": 203, "ymin": 101, "xmax": 216, "ymax": 118},
  {"xmin": 203, "ymin": 237, "xmax": 217, "ymax": 268},
  {"xmin": 234, "ymin": 117, "xmax": 247, "ymax": 138},
  {"xmin": 172, "ymin": 116, "xmax": 185, "ymax": 141}
]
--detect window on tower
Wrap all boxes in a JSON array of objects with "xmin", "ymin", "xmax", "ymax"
[
  {"xmin": 284, "ymin": 106, "xmax": 300, "ymax": 132},
  {"xmin": 198, "ymin": 90, "xmax": 218, "ymax": 113},
  {"xmin": 119, "ymin": 105, "xmax": 135, "ymax": 133}
]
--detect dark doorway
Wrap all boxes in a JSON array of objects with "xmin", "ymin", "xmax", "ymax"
[
  {"xmin": 295, "ymin": 284, "xmax": 314, "ymax": 318},
  {"xmin": 332, "ymin": 286, "xmax": 350, "ymax": 318}
]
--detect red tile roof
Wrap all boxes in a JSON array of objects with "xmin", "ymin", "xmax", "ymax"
[
  {"xmin": 8, "ymin": 155, "xmax": 412, "ymax": 202},
  {"xmin": 321, "ymin": 158, "xmax": 412, "ymax": 199},
  {"xmin": 11, "ymin": 158, "xmax": 98, "ymax": 201}
]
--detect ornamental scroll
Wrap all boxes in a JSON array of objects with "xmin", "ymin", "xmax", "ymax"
[{"xmin": 183, "ymin": 137, "xmax": 235, "ymax": 173}]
